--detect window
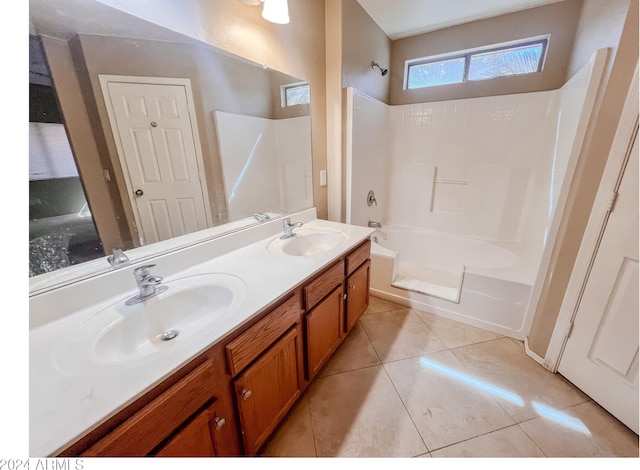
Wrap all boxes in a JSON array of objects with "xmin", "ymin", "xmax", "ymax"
[
  {"xmin": 281, "ymin": 82, "xmax": 310, "ymax": 107},
  {"xmin": 405, "ymin": 36, "xmax": 548, "ymax": 90},
  {"xmin": 407, "ymin": 56, "xmax": 466, "ymax": 89}
]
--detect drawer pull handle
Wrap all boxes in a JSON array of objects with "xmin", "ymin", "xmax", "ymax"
[
  {"xmin": 214, "ymin": 417, "xmax": 226, "ymax": 430},
  {"xmin": 241, "ymin": 389, "xmax": 252, "ymax": 400}
]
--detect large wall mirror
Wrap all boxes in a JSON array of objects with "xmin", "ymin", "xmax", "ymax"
[{"xmin": 29, "ymin": 0, "xmax": 314, "ymax": 294}]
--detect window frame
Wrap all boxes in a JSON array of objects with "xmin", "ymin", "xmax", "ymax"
[
  {"xmin": 280, "ymin": 81, "xmax": 310, "ymax": 107},
  {"xmin": 404, "ymin": 35, "xmax": 549, "ymax": 90}
]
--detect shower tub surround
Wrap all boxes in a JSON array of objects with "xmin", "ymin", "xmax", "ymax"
[
  {"xmin": 346, "ymin": 50, "xmax": 606, "ymax": 339},
  {"xmin": 215, "ymin": 111, "xmax": 313, "ymax": 220}
]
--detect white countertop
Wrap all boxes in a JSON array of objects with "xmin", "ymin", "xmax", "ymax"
[{"xmin": 29, "ymin": 215, "xmax": 373, "ymax": 457}]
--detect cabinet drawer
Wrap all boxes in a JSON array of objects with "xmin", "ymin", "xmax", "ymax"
[
  {"xmin": 345, "ymin": 240, "xmax": 371, "ymax": 276},
  {"xmin": 83, "ymin": 360, "xmax": 216, "ymax": 457},
  {"xmin": 226, "ymin": 293, "xmax": 302, "ymax": 377},
  {"xmin": 303, "ymin": 261, "xmax": 344, "ymax": 310}
]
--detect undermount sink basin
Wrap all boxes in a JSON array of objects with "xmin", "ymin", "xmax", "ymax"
[
  {"xmin": 267, "ymin": 228, "xmax": 348, "ymax": 257},
  {"xmin": 53, "ymin": 273, "xmax": 246, "ymax": 375}
]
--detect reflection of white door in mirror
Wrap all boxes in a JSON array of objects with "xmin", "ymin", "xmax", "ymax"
[{"xmin": 100, "ymin": 75, "xmax": 213, "ymax": 246}]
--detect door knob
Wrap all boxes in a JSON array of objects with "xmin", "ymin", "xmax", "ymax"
[
  {"xmin": 135, "ymin": 189, "xmax": 144, "ymax": 196},
  {"xmin": 241, "ymin": 389, "xmax": 252, "ymax": 400},
  {"xmin": 214, "ymin": 417, "xmax": 226, "ymax": 430}
]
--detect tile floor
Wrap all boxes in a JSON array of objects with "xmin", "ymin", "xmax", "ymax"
[{"xmin": 259, "ymin": 296, "xmax": 639, "ymax": 458}]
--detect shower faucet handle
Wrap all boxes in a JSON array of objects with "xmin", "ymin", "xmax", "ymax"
[{"xmin": 367, "ymin": 190, "xmax": 377, "ymax": 207}]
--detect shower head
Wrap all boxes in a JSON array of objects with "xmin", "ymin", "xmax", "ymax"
[{"xmin": 372, "ymin": 61, "xmax": 388, "ymax": 76}]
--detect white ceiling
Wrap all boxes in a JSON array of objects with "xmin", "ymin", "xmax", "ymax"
[{"xmin": 356, "ymin": 0, "xmax": 566, "ymax": 40}]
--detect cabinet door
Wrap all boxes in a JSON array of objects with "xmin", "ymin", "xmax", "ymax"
[
  {"xmin": 234, "ymin": 327, "xmax": 302, "ymax": 456},
  {"xmin": 306, "ymin": 285, "xmax": 345, "ymax": 379},
  {"xmin": 155, "ymin": 405, "xmax": 217, "ymax": 457},
  {"xmin": 82, "ymin": 361, "xmax": 216, "ymax": 457},
  {"xmin": 346, "ymin": 260, "xmax": 370, "ymax": 333}
]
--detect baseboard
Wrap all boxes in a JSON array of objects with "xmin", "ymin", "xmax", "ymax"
[{"xmin": 524, "ymin": 337, "xmax": 553, "ymax": 371}]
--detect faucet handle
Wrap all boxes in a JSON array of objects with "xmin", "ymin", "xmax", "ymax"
[{"xmin": 133, "ymin": 264, "xmax": 156, "ymax": 278}]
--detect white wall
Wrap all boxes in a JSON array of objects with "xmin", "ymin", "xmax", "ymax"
[{"xmin": 215, "ymin": 111, "xmax": 312, "ymax": 220}]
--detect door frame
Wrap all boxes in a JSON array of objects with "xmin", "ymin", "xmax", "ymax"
[
  {"xmin": 544, "ymin": 63, "xmax": 639, "ymax": 372},
  {"xmin": 98, "ymin": 74, "xmax": 213, "ymax": 245}
]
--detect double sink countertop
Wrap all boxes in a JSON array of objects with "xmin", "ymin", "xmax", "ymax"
[{"xmin": 29, "ymin": 214, "xmax": 373, "ymax": 457}]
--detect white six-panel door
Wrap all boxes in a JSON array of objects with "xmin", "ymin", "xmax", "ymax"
[
  {"xmin": 100, "ymin": 76, "xmax": 211, "ymax": 246},
  {"xmin": 558, "ymin": 129, "xmax": 639, "ymax": 434}
]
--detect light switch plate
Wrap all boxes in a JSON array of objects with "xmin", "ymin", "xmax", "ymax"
[{"xmin": 320, "ymin": 170, "xmax": 327, "ymax": 187}]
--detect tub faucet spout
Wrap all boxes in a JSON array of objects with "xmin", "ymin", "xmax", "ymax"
[{"xmin": 368, "ymin": 221, "xmax": 382, "ymax": 228}]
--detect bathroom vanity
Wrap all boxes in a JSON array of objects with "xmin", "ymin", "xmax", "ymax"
[
  {"xmin": 27, "ymin": 0, "xmax": 370, "ymax": 458},
  {"xmin": 29, "ymin": 211, "xmax": 373, "ymax": 457}
]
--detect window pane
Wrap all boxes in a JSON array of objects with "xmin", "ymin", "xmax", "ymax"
[
  {"xmin": 407, "ymin": 57, "xmax": 465, "ymax": 89},
  {"xmin": 468, "ymin": 43, "xmax": 543, "ymax": 80},
  {"xmin": 285, "ymin": 84, "xmax": 310, "ymax": 106}
]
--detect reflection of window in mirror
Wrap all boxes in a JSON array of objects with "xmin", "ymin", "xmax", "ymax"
[
  {"xmin": 29, "ymin": 35, "xmax": 104, "ymax": 277},
  {"xmin": 281, "ymin": 82, "xmax": 310, "ymax": 107}
]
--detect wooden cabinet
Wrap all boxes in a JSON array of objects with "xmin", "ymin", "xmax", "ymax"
[
  {"xmin": 225, "ymin": 294, "xmax": 302, "ymax": 377},
  {"xmin": 227, "ymin": 241, "xmax": 370, "ymax": 454},
  {"xmin": 346, "ymin": 259, "xmax": 370, "ymax": 333},
  {"xmin": 155, "ymin": 401, "xmax": 227, "ymax": 457},
  {"xmin": 306, "ymin": 285, "xmax": 345, "ymax": 379},
  {"xmin": 303, "ymin": 261, "xmax": 344, "ymax": 309},
  {"xmin": 81, "ymin": 361, "xmax": 223, "ymax": 457},
  {"xmin": 61, "ymin": 237, "xmax": 371, "ymax": 458},
  {"xmin": 233, "ymin": 326, "xmax": 302, "ymax": 456},
  {"xmin": 64, "ymin": 340, "xmax": 242, "ymax": 458},
  {"xmin": 225, "ymin": 292, "xmax": 303, "ymax": 456},
  {"xmin": 345, "ymin": 239, "xmax": 370, "ymax": 277},
  {"xmin": 303, "ymin": 261, "xmax": 345, "ymax": 380}
]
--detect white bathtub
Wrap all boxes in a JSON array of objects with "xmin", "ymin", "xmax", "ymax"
[{"xmin": 369, "ymin": 227, "xmax": 534, "ymax": 339}]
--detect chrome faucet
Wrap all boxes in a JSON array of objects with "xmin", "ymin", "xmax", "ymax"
[
  {"xmin": 253, "ymin": 212, "xmax": 271, "ymax": 222},
  {"xmin": 107, "ymin": 248, "xmax": 130, "ymax": 267},
  {"xmin": 368, "ymin": 221, "xmax": 382, "ymax": 228},
  {"xmin": 125, "ymin": 264, "xmax": 168, "ymax": 305},
  {"xmin": 281, "ymin": 218, "xmax": 303, "ymax": 239}
]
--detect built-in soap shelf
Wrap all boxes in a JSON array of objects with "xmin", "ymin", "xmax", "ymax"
[{"xmin": 390, "ymin": 258, "xmax": 465, "ymax": 303}]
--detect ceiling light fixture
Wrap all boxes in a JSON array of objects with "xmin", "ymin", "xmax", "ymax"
[
  {"xmin": 238, "ymin": 0, "xmax": 290, "ymax": 25},
  {"xmin": 262, "ymin": 0, "xmax": 290, "ymax": 24}
]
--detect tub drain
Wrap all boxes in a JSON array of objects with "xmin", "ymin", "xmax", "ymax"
[{"xmin": 161, "ymin": 330, "xmax": 179, "ymax": 341}]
